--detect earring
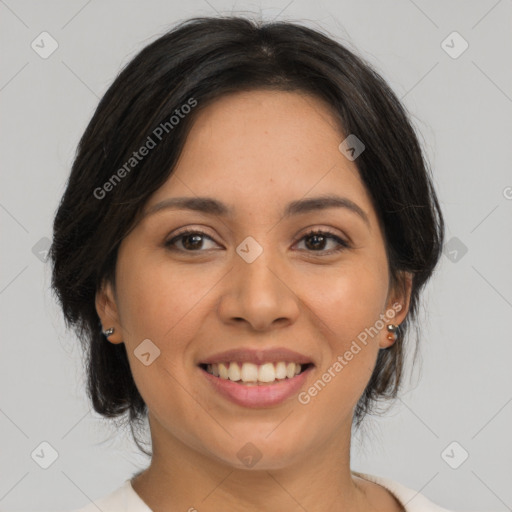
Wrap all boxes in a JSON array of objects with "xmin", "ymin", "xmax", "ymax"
[
  {"xmin": 102, "ymin": 327, "xmax": 115, "ymax": 337},
  {"xmin": 386, "ymin": 324, "xmax": 398, "ymax": 342}
]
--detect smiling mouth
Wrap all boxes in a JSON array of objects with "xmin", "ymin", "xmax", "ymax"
[{"xmin": 198, "ymin": 361, "xmax": 314, "ymax": 385}]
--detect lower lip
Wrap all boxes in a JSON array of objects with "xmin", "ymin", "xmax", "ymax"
[{"xmin": 199, "ymin": 366, "xmax": 314, "ymax": 408}]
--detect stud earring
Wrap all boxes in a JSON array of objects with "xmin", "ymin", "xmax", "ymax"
[
  {"xmin": 102, "ymin": 327, "xmax": 115, "ymax": 337},
  {"xmin": 386, "ymin": 324, "xmax": 398, "ymax": 342}
]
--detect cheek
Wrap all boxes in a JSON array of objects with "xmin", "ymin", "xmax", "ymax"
[
  {"xmin": 313, "ymin": 259, "xmax": 390, "ymax": 346},
  {"xmin": 299, "ymin": 267, "xmax": 388, "ymax": 418},
  {"xmin": 113, "ymin": 249, "xmax": 205, "ymax": 414},
  {"xmin": 115, "ymin": 248, "xmax": 208, "ymax": 342}
]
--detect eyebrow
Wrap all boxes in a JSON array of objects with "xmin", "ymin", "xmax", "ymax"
[{"xmin": 145, "ymin": 194, "xmax": 370, "ymax": 228}]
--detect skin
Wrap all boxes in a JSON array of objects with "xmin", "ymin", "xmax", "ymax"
[{"xmin": 96, "ymin": 89, "xmax": 412, "ymax": 512}]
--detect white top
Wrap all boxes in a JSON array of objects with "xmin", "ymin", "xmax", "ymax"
[{"xmin": 69, "ymin": 472, "xmax": 453, "ymax": 511}]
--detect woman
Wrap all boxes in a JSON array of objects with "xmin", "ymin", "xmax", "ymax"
[{"xmin": 51, "ymin": 16, "xmax": 449, "ymax": 512}]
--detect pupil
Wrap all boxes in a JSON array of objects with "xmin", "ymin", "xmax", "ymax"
[
  {"xmin": 306, "ymin": 234, "xmax": 325, "ymax": 250},
  {"xmin": 183, "ymin": 234, "xmax": 202, "ymax": 250}
]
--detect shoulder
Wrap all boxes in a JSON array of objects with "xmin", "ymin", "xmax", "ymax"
[
  {"xmin": 66, "ymin": 479, "xmax": 151, "ymax": 512},
  {"xmin": 353, "ymin": 471, "xmax": 454, "ymax": 512}
]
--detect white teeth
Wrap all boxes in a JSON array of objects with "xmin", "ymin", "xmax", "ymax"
[
  {"xmin": 275, "ymin": 361, "xmax": 287, "ymax": 379},
  {"xmin": 286, "ymin": 362, "xmax": 296, "ymax": 379},
  {"xmin": 218, "ymin": 362, "xmax": 229, "ymax": 379},
  {"xmin": 228, "ymin": 362, "xmax": 241, "ymax": 381},
  {"xmin": 241, "ymin": 362, "xmax": 258, "ymax": 382},
  {"xmin": 258, "ymin": 363, "xmax": 276, "ymax": 383},
  {"xmin": 205, "ymin": 361, "xmax": 306, "ymax": 383}
]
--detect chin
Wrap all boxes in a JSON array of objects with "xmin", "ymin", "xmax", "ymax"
[{"xmin": 205, "ymin": 435, "xmax": 307, "ymax": 471}]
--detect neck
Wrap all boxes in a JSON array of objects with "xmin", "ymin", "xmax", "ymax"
[{"xmin": 131, "ymin": 416, "xmax": 372, "ymax": 512}]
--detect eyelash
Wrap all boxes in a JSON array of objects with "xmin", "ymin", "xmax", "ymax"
[{"xmin": 165, "ymin": 228, "xmax": 350, "ymax": 255}]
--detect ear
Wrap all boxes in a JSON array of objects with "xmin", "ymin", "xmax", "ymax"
[
  {"xmin": 380, "ymin": 271, "xmax": 413, "ymax": 349},
  {"xmin": 95, "ymin": 280, "xmax": 124, "ymax": 344}
]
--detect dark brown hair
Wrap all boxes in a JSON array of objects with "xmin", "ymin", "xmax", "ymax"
[{"xmin": 50, "ymin": 16, "xmax": 444, "ymax": 454}]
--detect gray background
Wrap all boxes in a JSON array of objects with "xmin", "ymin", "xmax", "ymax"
[{"xmin": 1, "ymin": 0, "xmax": 511, "ymax": 511}]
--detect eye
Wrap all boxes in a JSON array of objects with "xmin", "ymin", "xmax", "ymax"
[
  {"xmin": 165, "ymin": 230, "xmax": 219, "ymax": 252},
  {"xmin": 164, "ymin": 228, "xmax": 350, "ymax": 254},
  {"xmin": 294, "ymin": 229, "xmax": 350, "ymax": 254}
]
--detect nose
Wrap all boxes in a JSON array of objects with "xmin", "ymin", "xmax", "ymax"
[{"xmin": 216, "ymin": 247, "xmax": 300, "ymax": 332}]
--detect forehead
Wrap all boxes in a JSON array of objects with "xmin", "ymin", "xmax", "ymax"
[
  {"xmin": 182, "ymin": 89, "xmax": 346, "ymax": 170},
  {"xmin": 148, "ymin": 89, "xmax": 377, "ymax": 225}
]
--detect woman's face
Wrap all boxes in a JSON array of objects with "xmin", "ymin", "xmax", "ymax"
[{"xmin": 97, "ymin": 89, "xmax": 411, "ymax": 469}]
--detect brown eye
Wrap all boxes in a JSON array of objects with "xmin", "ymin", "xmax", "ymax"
[
  {"xmin": 165, "ymin": 230, "xmax": 219, "ymax": 252},
  {"xmin": 295, "ymin": 230, "xmax": 349, "ymax": 254}
]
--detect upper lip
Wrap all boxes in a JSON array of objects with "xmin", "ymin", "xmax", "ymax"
[{"xmin": 198, "ymin": 347, "xmax": 315, "ymax": 366}]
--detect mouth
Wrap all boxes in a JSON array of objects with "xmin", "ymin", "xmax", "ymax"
[
  {"xmin": 196, "ymin": 347, "xmax": 316, "ymax": 407},
  {"xmin": 198, "ymin": 361, "xmax": 315, "ymax": 386},
  {"xmin": 198, "ymin": 360, "xmax": 315, "ymax": 408}
]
